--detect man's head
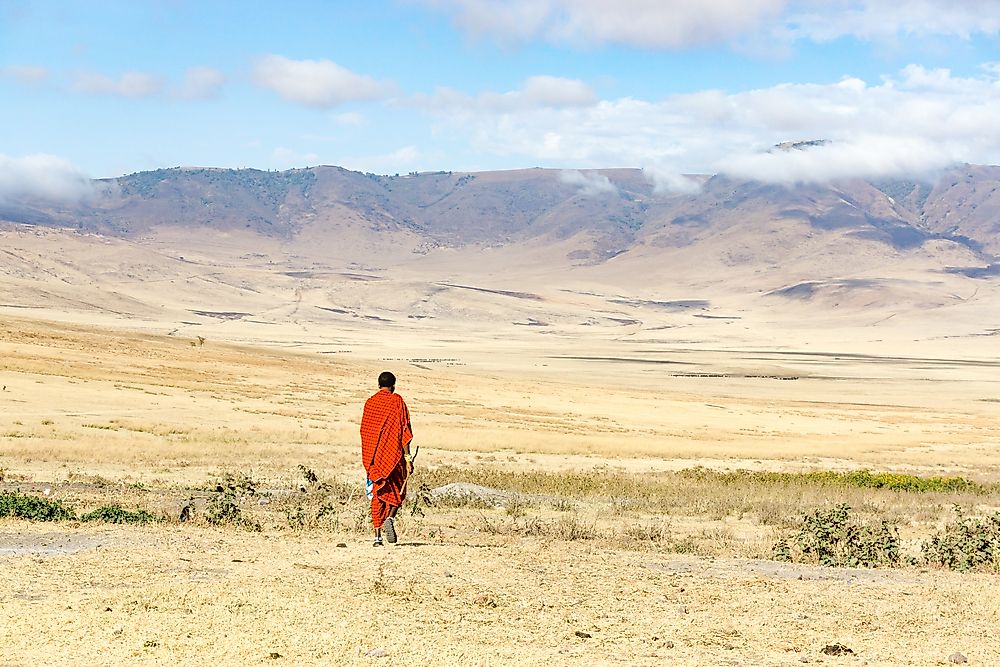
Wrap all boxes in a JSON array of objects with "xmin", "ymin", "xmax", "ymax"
[{"xmin": 378, "ymin": 371, "xmax": 396, "ymax": 391}]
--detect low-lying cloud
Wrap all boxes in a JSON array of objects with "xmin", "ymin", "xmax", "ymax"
[
  {"xmin": 559, "ymin": 170, "xmax": 618, "ymax": 197},
  {"xmin": 252, "ymin": 55, "xmax": 392, "ymax": 108},
  {"xmin": 427, "ymin": 64, "xmax": 1000, "ymax": 184},
  {"xmin": 721, "ymin": 137, "xmax": 955, "ymax": 184},
  {"xmin": 643, "ymin": 168, "xmax": 703, "ymax": 195},
  {"xmin": 0, "ymin": 154, "xmax": 93, "ymax": 203}
]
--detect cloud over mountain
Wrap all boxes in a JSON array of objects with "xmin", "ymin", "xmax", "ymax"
[
  {"xmin": 0, "ymin": 154, "xmax": 93, "ymax": 203},
  {"xmin": 560, "ymin": 170, "xmax": 618, "ymax": 196},
  {"xmin": 424, "ymin": 64, "xmax": 1000, "ymax": 184}
]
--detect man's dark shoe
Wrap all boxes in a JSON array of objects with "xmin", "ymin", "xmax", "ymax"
[{"xmin": 383, "ymin": 517, "xmax": 397, "ymax": 544}]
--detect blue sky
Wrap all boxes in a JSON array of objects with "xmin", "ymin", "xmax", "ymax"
[{"xmin": 1, "ymin": 0, "xmax": 999, "ymax": 197}]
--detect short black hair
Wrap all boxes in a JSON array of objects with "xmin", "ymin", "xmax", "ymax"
[{"xmin": 378, "ymin": 371, "xmax": 396, "ymax": 388}]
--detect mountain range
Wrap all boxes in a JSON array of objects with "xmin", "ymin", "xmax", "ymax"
[{"xmin": 1, "ymin": 161, "xmax": 998, "ymax": 355}]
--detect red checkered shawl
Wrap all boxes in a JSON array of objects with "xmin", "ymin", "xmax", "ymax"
[{"xmin": 360, "ymin": 388, "xmax": 413, "ymax": 482}]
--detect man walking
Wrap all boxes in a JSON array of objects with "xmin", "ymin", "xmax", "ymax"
[{"xmin": 360, "ymin": 371, "xmax": 414, "ymax": 545}]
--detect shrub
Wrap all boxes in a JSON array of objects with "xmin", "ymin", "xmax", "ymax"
[
  {"xmin": 921, "ymin": 508, "xmax": 1000, "ymax": 572},
  {"xmin": 205, "ymin": 490, "xmax": 261, "ymax": 531},
  {"xmin": 775, "ymin": 504, "xmax": 900, "ymax": 568},
  {"xmin": 0, "ymin": 491, "xmax": 76, "ymax": 521},
  {"xmin": 80, "ymin": 505, "xmax": 161, "ymax": 525}
]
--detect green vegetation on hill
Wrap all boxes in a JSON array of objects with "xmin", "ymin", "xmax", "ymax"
[{"xmin": 117, "ymin": 167, "xmax": 316, "ymax": 210}]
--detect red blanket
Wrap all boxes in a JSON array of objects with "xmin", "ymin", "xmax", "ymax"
[{"xmin": 360, "ymin": 388, "xmax": 413, "ymax": 528}]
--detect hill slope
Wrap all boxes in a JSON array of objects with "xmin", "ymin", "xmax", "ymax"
[{"xmin": 0, "ymin": 163, "xmax": 998, "ymax": 355}]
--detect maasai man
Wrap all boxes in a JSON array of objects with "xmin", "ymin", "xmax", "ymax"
[{"xmin": 360, "ymin": 371, "xmax": 414, "ymax": 546}]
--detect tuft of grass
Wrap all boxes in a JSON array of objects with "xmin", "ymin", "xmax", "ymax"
[
  {"xmin": 477, "ymin": 513, "xmax": 597, "ymax": 541},
  {"xmin": 80, "ymin": 505, "xmax": 162, "ymax": 524},
  {"xmin": 0, "ymin": 491, "xmax": 76, "ymax": 521},
  {"xmin": 279, "ymin": 470, "xmax": 367, "ymax": 532},
  {"xmin": 678, "ymin": 467, "xmax": 990, "ymax": 494}
]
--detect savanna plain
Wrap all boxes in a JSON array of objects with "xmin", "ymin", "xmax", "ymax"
[{"xmin": 2, "ymin": 314, "xmax": 999, "ymax": 666}]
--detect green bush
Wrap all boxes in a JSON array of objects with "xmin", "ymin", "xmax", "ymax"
[
  {"xmin": 80, "ymin": 505, "xmax": 161, "ymax": 525},
  {"xmin": 204, "ymin": 491, "xmax": 261, "ymax": 531},
  {"xmin": 0, "ymin": 491, "xmax": 76, "ymax": 521},
  {"xmin": 774, "ymin": 503, "xmax": 900, "ymax": 568},
  {"xmin": 921, "ymin": 508, "xmax": 1000, "ymax": 572}
]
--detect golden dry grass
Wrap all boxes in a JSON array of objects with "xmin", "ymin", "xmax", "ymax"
[{"xmin": 2, "ymin": 315, "xmax": 1000, "ymax": 665}]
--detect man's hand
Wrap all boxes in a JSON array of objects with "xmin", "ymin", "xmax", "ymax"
[{"xmin": 406, "ymin": 458, "xmax": 414, "ymax": 475}]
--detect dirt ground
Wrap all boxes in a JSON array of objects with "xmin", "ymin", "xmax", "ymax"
[
  {"xmin": 3, "ymin": 521, "xmax": 999, "ymax": 667},
  {"xmin": 2, "ymin": 315, "xmax": 1000, "ymax": 666}
]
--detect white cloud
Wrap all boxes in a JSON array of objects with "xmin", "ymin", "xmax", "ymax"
[
  {"xmin": 415, "ymin": 64, "xmax": 1000, "ymax": 184},
  {"xmin": 333, "ymin": 111, "xmax": 366, "ymax": 126},
  {"xmin": 0, "ymin": 64, "xmax": 49, "ymax": 84},
  {"xmin": 520, "ymin": 76, "xmax": 597, "ymax": 107},
  {"xmin": 412, "ymin": 75, "xmax": 596, "ymax": 113},
  {"xmin": 416, "ymin": 0, "xmax": 1000, "ymax": 48},
  {"xmin": 341, "ymin": 146, "xmax": 422, "ymax": 174},
  {"xmin": 271, "ymin": 147, "xmax": 321, "ymax": 169},
  {"xmin": 643, "ymin": 168, "xmax": 703, "ymax": 194},
  {"xmin": 559, "ymin": 170, "xmax": 617, "ymax": 197},
  {"xmin": 721, "ymin": 137, "xmax": 954, "ymax": 184},
  {"xmin": 786, "ymin": 0, "xmax": 1000, "ymax": 42},
  {"xmin": 72, "ymin": 70, "xmax": 164, "ymax": 98},
  {"xmin": 418, "ymin": 0, "xmax": 786, "ymax": 48},
  {"xmin": 178, "ymin": 66, "xmax": 226, "ymax": 100},
  {"xmin": 252, "ymin": 55, "xmax": 391, "ymax": 108},
  {"xmin": 0, "ymin": 153, "xmax": 93, "ymax": 203}
]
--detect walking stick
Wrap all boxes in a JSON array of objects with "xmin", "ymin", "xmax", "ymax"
[{"xmin": 401, "ymin": 445, "xmax": 419, "ymax": 498}]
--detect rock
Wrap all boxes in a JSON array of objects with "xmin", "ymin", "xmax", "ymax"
[
  {"xmin": 948, "ymin": 653, "xmax": 968, "ymax": 664},
  {"xmin": 575, "ymin": 631, "xmax": 592, "ymax": 639},
  {"xmin": 472, "ymin": 593, "xmax": 497, "ymax": 608},
  {"xmin": 822, "ymin": 643, "xmax": 854, "ymax": 656},
  {"xmin": 336, "ymin": 543, "xmax": 347, "ymax": 548},
  {"xmin": 366, "ymin": 648, "xmax": 387, "ymax": 657},
  {"xmin": 267, "ymin": 652, "xmax": 282, "ymax": 660}
]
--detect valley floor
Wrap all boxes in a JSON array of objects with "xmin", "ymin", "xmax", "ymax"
[{"xmin": 2, "ymin": 315, "xmax": 999, "ymax": 665}]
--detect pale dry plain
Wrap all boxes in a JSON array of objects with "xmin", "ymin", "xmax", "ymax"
[{"xmin": 2, "ymin": 309, "xmax": 1000, "ymax": 667}]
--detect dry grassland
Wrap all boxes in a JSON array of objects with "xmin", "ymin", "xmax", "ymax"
[{"xmin": 2, "ymin": 315, "xmax": 1000, "ymax": 665}]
